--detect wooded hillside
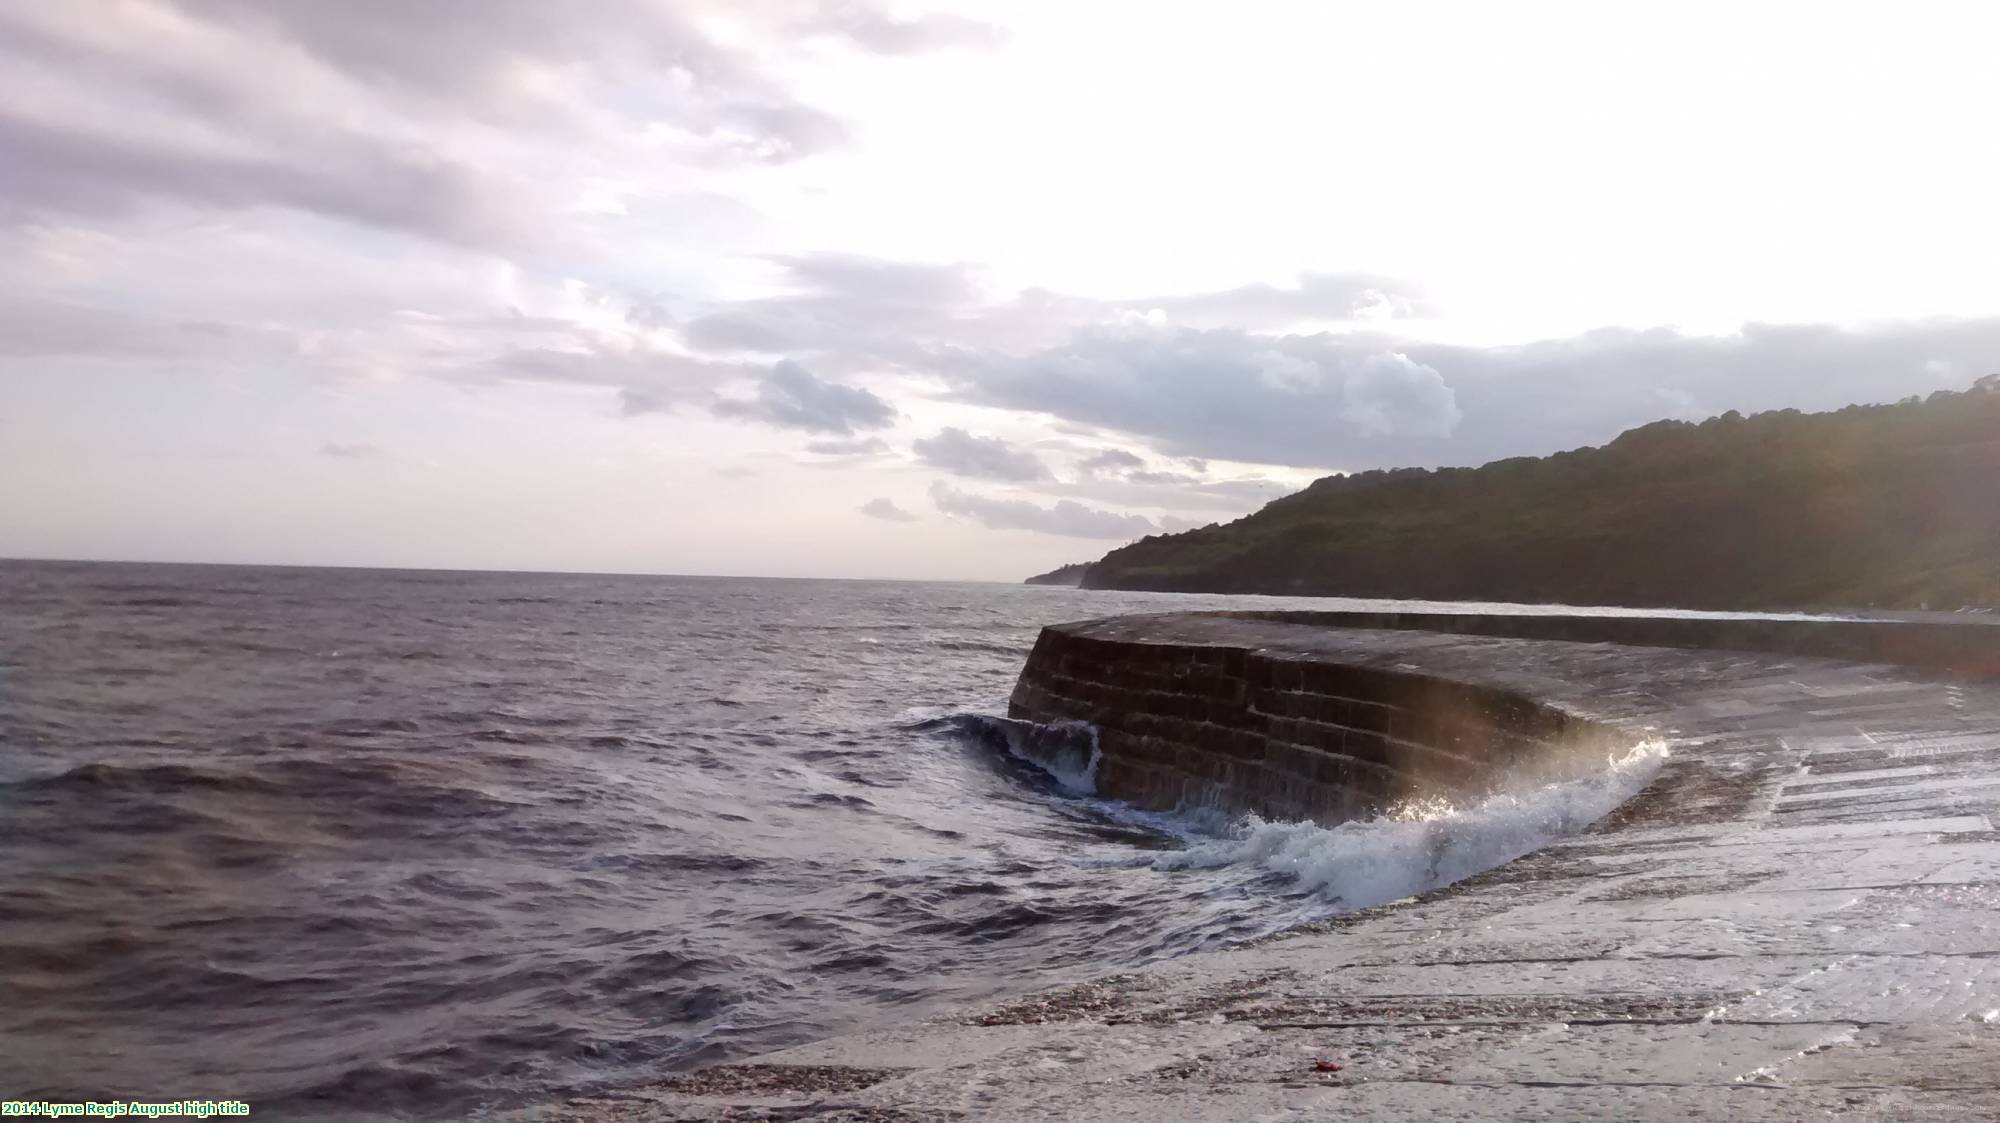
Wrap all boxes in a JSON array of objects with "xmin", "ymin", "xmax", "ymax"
[{"xmin": 1081, "ymin": 379, "xmax": 2000, "ymax": 611}]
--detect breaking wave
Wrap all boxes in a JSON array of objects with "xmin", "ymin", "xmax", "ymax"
[
  {"xmin": 918, "ymin": 713, "xmax": 1102, "ymax": 796},
  {"xmin": 1150, "ymin": 738, "xmax": 1669, "ymax": 911},
  {"xmin": 926, "ymin": 710, "xmax": 1667, "ymax": 921}
]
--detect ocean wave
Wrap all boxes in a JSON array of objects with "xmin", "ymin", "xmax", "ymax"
[
  {"xmin": 924, "ymin": 639, "xmax": 1032, "ymax": 656},
  {"xmin": 933, "ymin": 714, "xmax": 1101, "ymax": 796},
  {"xmin": 4, "ymin": 760, "xmax": 287, "ymax": 796},
  {"xmin": 1150, "ymin": 739, "xmax": 1669, "ymax": 911}
]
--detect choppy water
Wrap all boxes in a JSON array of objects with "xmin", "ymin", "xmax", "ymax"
[{"xmin": 0, "ymin": 561, "xmax": 1663, "ymax": 1119}]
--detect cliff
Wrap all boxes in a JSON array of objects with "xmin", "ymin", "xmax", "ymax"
[{"xmin": 1082, "ymin": 378, "xmax": 2000, "ymax": 611}]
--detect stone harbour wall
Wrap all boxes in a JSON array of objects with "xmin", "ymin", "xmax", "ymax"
[{"xmin": 1007, "ymin": 619, "xmax": 1628, "ymax": 824}]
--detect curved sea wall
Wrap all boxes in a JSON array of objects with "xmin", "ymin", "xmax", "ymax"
[
  {"xmin": 1007, "ymin": 617, "xmax": 1625, "ymax": 824},
  {"xmin": 1008, "ymin": 609, "xmax": 2000, "ymax": 824}
]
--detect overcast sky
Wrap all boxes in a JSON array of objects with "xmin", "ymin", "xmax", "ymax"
[{"xmin": 3, "ymin": 1, "xmax": 1996, "ymax": 579}]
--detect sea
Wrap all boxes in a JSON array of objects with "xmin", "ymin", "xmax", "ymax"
[{"xmin": 0, "ymin": 560, "xmax": 1668, "ymax": 1119}]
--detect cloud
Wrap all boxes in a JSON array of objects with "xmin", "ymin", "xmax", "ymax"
[
  {"xmin": 711, "ymin": 359, "xmax": 896, "ymax": 434},
  {"xmin": 929, "ymin": 481, "xmax": 1158, "ymax": 539},
  {"xmin": 1078, "ymin": 447, "xmax": 1145, "ymax": 474},
  {"xmin": 0, "ymin": 109, "xmax": 530, "ymax": 247},
  {"xmin": 805, "ymin": 436, "xmax": 891, "ymax": 456},
  {"xmin": 859, "ymin": 496, "xmax": 919, "ymax": 521},
  {"xmin": 682, "ymin": 254, "xmax": 986, "ymax": 358},
  {"xmin": 1047, "ymin": 472, "xmax": 1295, "ymax": 513},
  {"xmin": 912, "ymin": 427, "xmax": 1048, "ymax": 481},
  {"xmin": 775, "ymin": 252, "xmax": 982, "ymax": 307},
  {"xmin": 680, "ymin": 259, "xmax": 1428, "ymax": 363},
  {"xmin": 1412, "ymin": 319, "xmax": 2000, "ymax": 468},
  {"xmin": 319, "ymin": 440, "xmax": 383, "ymax": 460},
  {"xmin": 1043, "ymin": 445, "xmax": 1297, "ymax": 512},
  {"xmin": 931, "ymin": 317, "xmax": 2000, "ymax": 470},
  {"xmin": 669, "ymin": 250, "xmax": 2000, "ymax": 474},
  {"xmin": 155, "ymin": 0, "xmax": 850, "ymax": 160},
  {"xmin": 935, "ymin": 323, "xmax": 1471, "ymax": 467},
  {"xmin": 1130, "ymin": 272, "xmax": 1430, "ymax": 329},
  {"xmin": 1338, "ymin": 352, "xmax": 1461, "ymax": 437},
  {"xmin": 802, "ymin": 6, "xmax": 1005, "ymax": 54},
  {"xmin": 0, "ymin": 296, "xmax": 292, "ymax": 360},
  {"xmin": 0, "ymin": 1, "xmax": 995, "ymax": 247},
  {"xmin": 483, "ymin": 342, "xmax": 740, "ymax": 405}
]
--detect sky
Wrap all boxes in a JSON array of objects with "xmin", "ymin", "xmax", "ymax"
[{"xmin": 2, "ymin": 0, "xmax": 1996, "ymax": 580}]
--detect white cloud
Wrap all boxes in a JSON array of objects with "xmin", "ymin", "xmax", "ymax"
[{"xmin": 1338, "ymin": 353, "xmax": 1460, "ymax": 438}]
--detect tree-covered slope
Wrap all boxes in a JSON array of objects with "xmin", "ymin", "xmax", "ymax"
[
  {"xmin": 1024, "ymin": 562, "xmax": 1094, "ymax": 586},
  {"xmin": 1082, "ymin": 379, "xmax": 2000, "ymax": 611}
]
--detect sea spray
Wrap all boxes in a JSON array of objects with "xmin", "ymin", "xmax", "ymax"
[{"xmin": 1151, "ymin": 739, "xmax": 1669, "ymax": 911}]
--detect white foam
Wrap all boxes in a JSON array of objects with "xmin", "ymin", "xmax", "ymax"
[
  {"xmin": 1005, "ymin": 719, "xmax": 1102, "ymax": 796},
  {"xmin": 1151, "ymin": 740, "xmax": 1668, "ymax": 911}
]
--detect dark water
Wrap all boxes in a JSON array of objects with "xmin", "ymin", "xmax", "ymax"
[{"xmin": 0, "ymin": 561, "xmax": 1657, "ymax": 1119}]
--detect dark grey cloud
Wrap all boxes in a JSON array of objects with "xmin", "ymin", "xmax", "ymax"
[
  {"xmin": 858, "ymin": 496, "xmax": 919, "ymax": 522},
  {"xmin": 711, "ymin": 359, "xmax": 895, "ymax": 434},
  {"xmin": 929, "ymin": 481, "xmax": 1158, "ymax": 539},
  {"xmin": 912, "ymin": 428, "xmax": 1049, "ymax": 481}
]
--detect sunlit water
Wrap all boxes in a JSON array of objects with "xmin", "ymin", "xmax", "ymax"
[{"xmin": 0, "ymin": 561, "xmax": 1675, "ymax": 1119}]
